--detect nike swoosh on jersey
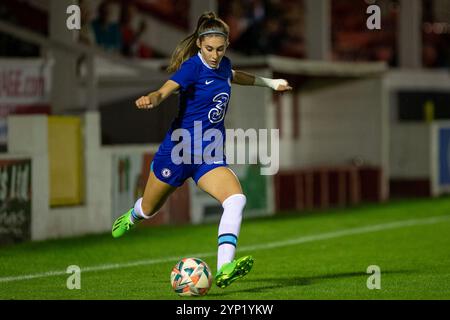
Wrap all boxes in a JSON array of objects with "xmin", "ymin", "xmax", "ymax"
[{"xmin": 205, "ymin": 80, "xmax": 214, "ymax": 85}]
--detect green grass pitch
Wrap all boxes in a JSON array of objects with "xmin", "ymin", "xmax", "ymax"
[{"xmin": 1, "ymin": 197, "xmax": 449, "ymax": 300}]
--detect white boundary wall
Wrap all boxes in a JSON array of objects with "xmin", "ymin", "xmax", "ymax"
[
  {"xmin": 6, "ymin": 112, "xmax": 161, "ymax": 240},
  {"xmin": 389, "ymin": 121, "xmax": 450, "ymax": 197},
  {"xmin": 271, "ymin": 77, "xmax": 389, "ymax": 200},
  {"xmin": 295, "ymin": 78, "xmax": 387, "ymax": 168},
  {"xmin": 385, "ymin": 70, "xmax": 450, "ymax": 196},
  {"xmin": 390, "ymin": 123, "xmax": 431, "ymax": 178},
  {"xmin": 7, "ymin": 113, "xmax": 106, "ymax": 240}
]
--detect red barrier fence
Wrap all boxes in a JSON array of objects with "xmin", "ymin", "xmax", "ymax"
[{"xmin": 274, "ymin": 166, "xmax": 383, "ymax": 212}]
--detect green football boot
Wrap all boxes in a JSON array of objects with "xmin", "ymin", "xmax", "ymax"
[
  {"xmin": 215, "ymin": 255, "xmax": 254, "ymax": 288},
  {"xmin": 112, "ymin": 209, "xmax": 135, "ymax": 238}
]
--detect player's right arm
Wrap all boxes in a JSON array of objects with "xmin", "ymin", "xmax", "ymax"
[{"xmin": 135, "ymin": 80, "xmax": 180, "ymax": 109}]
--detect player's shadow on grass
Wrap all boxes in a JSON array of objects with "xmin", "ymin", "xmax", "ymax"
[{"xmin": 207, "ymin": 270, "xmax": 412, "ymax": 297}]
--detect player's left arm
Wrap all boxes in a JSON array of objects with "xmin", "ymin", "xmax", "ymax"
[{"xmin": 231, "ymin": 69, "xmax": 292, "ymax": 92}]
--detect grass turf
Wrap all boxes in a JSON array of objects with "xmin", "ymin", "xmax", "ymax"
[{"xmin": 0, "ymin": 197, "xmax": 449, "ymax": 300}]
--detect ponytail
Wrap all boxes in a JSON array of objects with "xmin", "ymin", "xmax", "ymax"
[{"xmin": 167, "ymin": 12, "xmax": 229, "ymax": 73}]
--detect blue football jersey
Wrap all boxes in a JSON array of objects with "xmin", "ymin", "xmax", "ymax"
[{"xmin": 157, "ymin": 52, "xmax": 233, "ymax": 161}]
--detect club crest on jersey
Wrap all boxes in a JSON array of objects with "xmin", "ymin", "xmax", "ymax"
[
  {"xmin": 161, "ymin": 168, "xmax": 172, "ymax": 178},
  {"xmin": 208, "ymin": 92, "xmax": 229, "ymax": 124}
]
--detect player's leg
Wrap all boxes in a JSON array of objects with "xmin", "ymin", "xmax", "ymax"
[
  {"xmin": 196, "ymin": 166, "xmax": 254, "ymax": 288},
  {"xmin": 112, "ymin": 169, "xmax": 177, "ymax": 238},
  {"xmin": 140, "ymin": 169, "xmax": 178, "ymax": 217},
  {"xmin": 196, "ymin": 166, "xmax": 243, "ymax": 203}
]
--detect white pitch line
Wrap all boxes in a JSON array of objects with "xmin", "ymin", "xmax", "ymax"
[{"xmin": 1, "ymin": 215, "xmax": 449, "ymax": 284}]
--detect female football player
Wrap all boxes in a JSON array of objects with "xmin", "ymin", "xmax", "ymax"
[{"xmin": 112, "ymin": 12, "xmax": 292, "ymax": 289}]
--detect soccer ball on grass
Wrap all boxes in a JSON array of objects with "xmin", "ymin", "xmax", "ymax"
[{"xmin": 170, "ymin": 257, "xmax": 213, "ymax": 296}]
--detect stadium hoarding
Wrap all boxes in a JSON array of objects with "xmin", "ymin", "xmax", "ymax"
[
  {"xmin": 111, "ymin": 150, "xmax": 191, "ymax": 226},
  {"xmin": 189, "ymin": 163, "xmax": 273, "ymax": 224},
  {"xmin": 438, "ymin": 127, "xmax": 450, "ymax": 185},
  {"xmin": 111, "ymin": 152, "xmax": 153, "ymax": 222},
  {"xmin": 431, "ymin": 121, "xmax": 450, "ymax": 196},
  {"xmin": 0, "ymin": 158, "xmax": 32, "ymax": 245},
  {"xmin": 0, "ymin": 59, "xmax": 52, "ymax": 146}
]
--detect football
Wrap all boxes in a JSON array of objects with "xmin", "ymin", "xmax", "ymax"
[{"xmin": 170, "ymin": 257, "xmax": 213, "ymax": 296}]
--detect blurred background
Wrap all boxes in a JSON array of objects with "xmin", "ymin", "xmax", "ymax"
[{"xmin": 0, "ymin": 0, "xmax": 449, "ymax": 244}]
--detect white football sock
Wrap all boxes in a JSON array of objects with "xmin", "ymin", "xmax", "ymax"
[
  {"xmin": 217, "ymin": 194, "xmax": 246, "ymax": 271},
  {"xmin": 130, "ymin": 198, "xmax": 151, "ymax": 224}
]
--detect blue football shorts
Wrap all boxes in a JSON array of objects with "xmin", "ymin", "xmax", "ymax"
[{"xmin": 150, "ymin": 153, "xmax": 228, "ymax": 187}]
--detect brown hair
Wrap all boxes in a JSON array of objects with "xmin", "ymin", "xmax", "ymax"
[{"xmin": 167, "ymin": 12, "xmax": 229, "ymax": 73}]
